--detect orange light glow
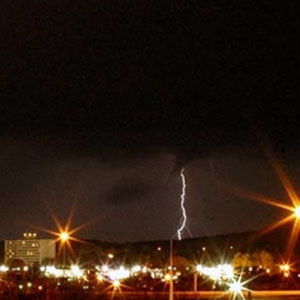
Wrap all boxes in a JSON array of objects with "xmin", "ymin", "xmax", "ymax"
[
  {"xmin": 233, "ymin": 155, "xmax": 300, "ymax": 260},
  {"xmin": 113, "ymin": 280, "xmax": 120, "ymax": 288},
  {"xmin": 294, "ymin": 206, "xmax": 300, "ymax": 219},
  {"xmin": 280, "ymin": 264, "xmax": 290, "ymax": 272},
  {"xmin": 60, "ymin": 232, "xmax": 69, "ymax": 242},
  {"xmin": 36, "ymin": 205, "xmax": 90, "ymax": 258}
]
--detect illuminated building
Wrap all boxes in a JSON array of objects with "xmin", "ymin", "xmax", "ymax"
[{"xmin": 4, "ymin": 232, "xmax": 56, "ymax": 265}]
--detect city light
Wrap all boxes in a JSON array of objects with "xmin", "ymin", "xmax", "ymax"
[
  {"xmin": 60, "ymin": 232, "xmax": 69, "ymax": 243},
  {"xmin": 196, "ymin": 264, "xmax": 202, "ymax": 272},
  {"xmin": 0, "ymin": 265, "xmax": 9, "ymax": 272},
  {"xmin": 295, "ymin": 206, "xmax": 300, "ymax": 219},
  {"xmin": 164, "ymin": 274, "xmax": 171, "ymax": 281},
  {"xmin": 229, "ymin": 279, "xmax": 246, "ymax": 300},
  {"xmin": 102, "ymin": 265, "xmax": 109, "ymax": 272},
  {"xmin": 280, "ymin": 263, "xmax": 290, "ymax": 277},
  {"xmin": 280, "ymin": 264, "xmax": 290, "ymax": 272},
  {"xmin": 196, "ymin": 264, "xmax": 234, "ymax": 282},
  {"xmin": 107, "ymin": 266, "xmax": 130, "ymax": 281},
  {"xmin": 131, "ymin": 265, "xmax": 142, "ymax": 274},
  {"xmin": 40, "ymin": 265, "xmax": 85, "ymax": 279},
  {"xmin": 97, "ymin": 274, "xmax": 104, "ymax": 282},
  {"xmin": 113, "ymin": 280, "xmax": 120, "ymax": 288},
  {"xmin": 70, "ymin": 265, "xmax": 84, "ymax": 278},
  {"xmin": 229, "ymin": 281, "xmax": 243, "ymax": 293}
]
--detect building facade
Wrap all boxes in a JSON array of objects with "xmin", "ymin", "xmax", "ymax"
[{"xmin": 4, "ymin": 233, "xmax": 56, "ymax": 265}]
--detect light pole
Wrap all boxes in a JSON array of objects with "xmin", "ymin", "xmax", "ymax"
[
  {"xmin": 169, "ymin": 239, "xmax": 174, "ymax": 300},
  {"xmin": 60, "ymin": 232, "xmax": 69, "ymax": 270},
  {"xmin": 193, "ymin": 272, "xmax": 198, "ymax": 292}
]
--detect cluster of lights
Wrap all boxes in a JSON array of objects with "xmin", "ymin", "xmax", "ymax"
[
  {"xmin": 107, "ymin": 266, "xmax": 130, "ymax": 281},
  {"xmin": 148, "ymin": 268, "xmax": 165, "ymax": 279},
  {"xmin": 247, "ymin": 265, "xmax": 271, "ymax": 274},
  {"xmin": 17, "ymin": 282, "xmax": 43, "ymax": 291},
  {"xmin": 3, "ymin": 260, "xmax": 300, "ymax": 298},
  {"xmin": 196, "ymin": 264, "xmax": 252, "ymax": 299},
  {"xmin": 94, "ymin": 264, "xmax": 182, "ymax": 287},
  {"xmin": 161, "ymin": 272, "xmax": 181, "ymax": 282},
  {"xmin": 96, "ymin": 264, "xmax": 147, "ymax": 281},
  {"xmin": 40, "ymin": 265, "xmax": 84, "ymax": 279},
  {"xmin": 0, "ymin": 265, "xmax": 32, "ymax": 273},
  {"xmin": 280, "ymin": 264, "xmax": 290, "ymax": 277},
  {"xmin": 196, "ymin": 264, "xmax": 234, "ymax": 281},
  {"xmin": 23, "ymin": 233, "xmax": 37, "ymax": 238},
  {"xmin": 94, "ymin": 264, "xmax": 149, "ymax": 290}
]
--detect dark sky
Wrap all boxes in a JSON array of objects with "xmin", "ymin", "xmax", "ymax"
[{"xmin": 1, "ymin": 0, "xmax": 300, "ymax": 241}]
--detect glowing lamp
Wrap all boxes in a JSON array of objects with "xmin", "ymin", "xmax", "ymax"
[
  {"xmin": 196, "ymin": 264, "xmax": 202, "ymax": 272},
  {"xmin": 113, "ymin": 280, "xmax": 120, "ymax": 288},
  {"xmin": 229, "ymin": 281, "xmax": 243, "ymax": 294},
  {"xmin": 295, "ymin": 206, "xmax": 300, "ymax": 219},
  {"xmin": 97, "ymin": 274, "xmax": 103, "ymax": 282},
  {"xmin": 280, "ymin": 264, "xmax": 290, "ymax": 272},
  {"xmin": 164, "ymin": 274, "xmax": 171, "ymax": 281},
  {"xmin": 60, "ymin": 232, "xmax": 69, "ymax": 242}
]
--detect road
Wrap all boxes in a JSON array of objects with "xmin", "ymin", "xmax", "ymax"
[{"xmin": 99, "ymin": 290, "xmax": 300, "ymax": 299}]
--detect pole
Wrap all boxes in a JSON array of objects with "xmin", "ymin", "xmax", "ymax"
[
  {"xmin": 30, "ymin": 263, "xmax": 33, "ymax": 280},
  {"xmin": 63, "ymin": 243, "xmax": 66, "ymax": 270},
  {"xmin": 169, "ymin": 239, "xmax": 174, "ymax": 300},
  {"xmin": 193, "ymin": 273, "xmax": 197, "ymax": 292}
]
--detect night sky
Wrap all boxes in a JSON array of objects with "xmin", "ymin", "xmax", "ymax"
[{"xmin": 1, "ymin": 0, "xmax": 300, "ymax": 241}]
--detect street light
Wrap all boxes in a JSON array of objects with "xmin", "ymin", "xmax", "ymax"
[
  {"xmin": 169, "ymin": 240, "xmax": 173, "ymax": 300},
  {"xmin": 60, "ymin": 232, "xmax": 69, "ymax": 243},
  {"xmin": 294, "ymin": 206, "xmax": 300, "ymax": 219},
  {"xmin": 38, "ymin": 207, "xmax": 88, "ymax": 273}
]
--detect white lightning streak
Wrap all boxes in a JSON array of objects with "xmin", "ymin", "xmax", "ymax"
[{"xmin": 177, "ymin": 168, "xmax": 187, "ymax": 240}]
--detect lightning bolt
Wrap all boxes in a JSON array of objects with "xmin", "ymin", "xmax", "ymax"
[{"xmin": 177, "ymin": 168, "xmax": 187, "ymax": 240}]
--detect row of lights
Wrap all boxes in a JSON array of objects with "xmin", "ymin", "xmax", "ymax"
[{"xmin": 18, "ymin": 282, "xmax": 43, "ymax": 291}]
